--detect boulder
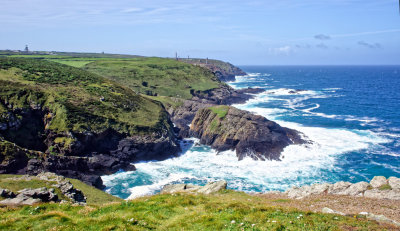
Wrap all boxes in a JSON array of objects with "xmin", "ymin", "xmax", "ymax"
[
  {"xmin": 310, "ymin": 183, "xmax": 330, "ymax": 195},
  {"xmin": 370, "ymin": 176, "xmax": 387, "ymax": 188},
  {"xmin": 161, "ymin": 184, "xmax": 187, "ymax": 194},
  {"xmin": 328, "ymin": 181, "xmax": 352, "ymax": 194},
  {"xmin": 359, "ymin": 189, "xmax": 400, "ymax": 200},
  {"xmin": 287, "ymin": 183, "xmax": 330, "ymax": 199},
  {"xmin": 321, "ymin": 207, "xmax": 345, "ymax": 216},
  {"xmin": 197, "ymin": 181, "xmax": 227, "ymax": 194},
  {"xmin": 17, "ymin": 187, "xmax": 58, "ymax": 202},
  {"xmin": 0, "ymin": 196, "xmax": 41, "ymax": 206},
  {"xmin": 160, "ymin": 181, "xmax": 227, "ymax": 195},
  {"xmin": 286, "ymin": 187, "xmax": 305, "ymax": 199},
  {"xmin": 388, "ymin": 177, "xmax": 400, "ymax": 190},
  {"xmin": 364, "ymin": 189, "xmax": 384, "ymax": 199},
  {"xmin": 0, "ymin": 187, "xmax": 58, "ymax": 206},
  {"xmin": 341, "ymin": 182, "xmax": 370, "ymax": 196}
]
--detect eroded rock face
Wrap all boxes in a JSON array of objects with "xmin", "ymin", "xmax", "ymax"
[{"xmin": 189, "ymin": 106, "xmax": 306, "ymax": 160}]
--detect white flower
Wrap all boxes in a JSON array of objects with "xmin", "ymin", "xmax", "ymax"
[{"xmin": 231, "ymin": 220, "xmax": 236, "ymax": 224}]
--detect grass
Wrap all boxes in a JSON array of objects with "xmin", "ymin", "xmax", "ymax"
[
  {"xmin": 209, "ymin": 105, "xmax": 230, "ymax": 118},
  {"xmin": 379, "ymin": 184, "xmax": 392, "ymax": 191},
  {"xmin": 51, "ymin": 60, "xmax": 94, "ymax": 68},
  {"xmin": 83, "ymin": 57, "xmax": 222, "ymax": 99},
  {"xmin": 141, "ymin": 95, "xmax": 184, "ymax": 109},
  {"xmin": 0, "ymin": 190, "xmax": 391, "ymax": 230},
  {"xmin": 68, "ymin": 179, "xmax": 122, "ymax": 205}
]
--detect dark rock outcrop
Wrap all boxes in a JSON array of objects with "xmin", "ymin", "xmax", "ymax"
[
  {"xmin": 169, "ymin": 85, "xmax": 264, "ymax": 140},
  {"xmin": 189, "ymin": 106, "xmax": 306, "ymax": 160},
  {"xmin": 0, "ymin": 102, "xmax": 179, "ymax": 189},
  {"xmin": 191, "ymin": 84, "xmax": 264, "ymax": 105},
  {"xmin": 0, "ymin": 188, "xmax": 15, "ymax": 198}
]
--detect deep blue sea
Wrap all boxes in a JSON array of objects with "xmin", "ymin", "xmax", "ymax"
[{"xmin": 103, "ymin": 66, "xmax": 400, "ymax": 199}]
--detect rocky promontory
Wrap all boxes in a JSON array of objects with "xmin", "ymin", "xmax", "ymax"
[
  {"xmin": 189, "ymin": 106, "xmax": 306, "ymax": 160},
  {"xmin": 180, "ymin": 58, "xmax": 247, "ymax": 82}
]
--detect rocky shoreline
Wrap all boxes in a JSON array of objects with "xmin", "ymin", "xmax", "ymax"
[
  {"xmin": 0, "ymin": 60, "xmax": 305, "ymax": 189},
  {"xmin": 284, "ymin": 176, "xmax": 400, "ymax": 200}
]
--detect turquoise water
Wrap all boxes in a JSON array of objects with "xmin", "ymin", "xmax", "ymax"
[{"xmin": 103, "ymin": 66, "xmax": 400, "ymax": 199}]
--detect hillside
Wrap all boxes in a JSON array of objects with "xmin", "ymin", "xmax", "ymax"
[
  {"xmin": 83, "ymin": 57, "xmax": 222, "ymax": 99},
  {"xmin": 0, "ymin": 57, "xmax": 179, "ymax": 187}
]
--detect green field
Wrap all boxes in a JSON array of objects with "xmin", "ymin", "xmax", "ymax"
[
  {"xmin": 1, "ymin": 52, "xmax": 225, "ymax": 104},
  {"xmin": 83, "ymin": 57, "xmax": 222, "ymax": 99}
]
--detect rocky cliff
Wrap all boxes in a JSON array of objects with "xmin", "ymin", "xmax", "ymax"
[
  {"xmin": 0, "ymin": 58, "xmax": 180, "ymax": 188},
  {"xmin": 168, "ymin": 86, "xmax": 264, "ymax": 139},
  {"xmin": 189, "ymin": 106, "xmax": 306, "ymax": 160},
  {"xmin": 180, "ymin": 58, "xmax": 247, "ymax": 82}
]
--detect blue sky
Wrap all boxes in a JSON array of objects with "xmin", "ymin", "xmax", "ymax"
[{"xmin": 1, "ymin": 0, "xmax": 399, "ymax": 65}]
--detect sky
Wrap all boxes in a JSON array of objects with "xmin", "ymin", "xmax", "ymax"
[{"xmin": 0, "ymin": 0, "xmax": 399, "ymax": 65}]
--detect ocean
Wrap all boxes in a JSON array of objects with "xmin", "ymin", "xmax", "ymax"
[{"xmin": 102, "ymin": 65, "xmax": 400, "ymax": 199}]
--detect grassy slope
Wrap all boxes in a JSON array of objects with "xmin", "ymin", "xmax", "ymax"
[
  {"xmin": 83, "ymin": 57, "xmax": 221, "ymax": 99},
  {"xmin": 1, "ymin": 53, "xmax": 228, "ymax": 108},
  {"xmin": 0, "ymin": 189, "xmax": 392, "ymax": 230},
  {"xmin": 0, "ymin": 58, "xmax": 170, "ymax": 145},
  {"xmin": 209, "ymin": 105, "xmax": 230, "ymax": 118}
]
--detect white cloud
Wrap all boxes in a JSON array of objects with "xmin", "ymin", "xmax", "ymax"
[{"xmin": 269, "ymin": 46, "xmax": 293, "ymax": 55}]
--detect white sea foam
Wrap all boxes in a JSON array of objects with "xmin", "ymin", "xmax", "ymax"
[
  {"xmin": 103, "ymin": 104, "xmax": 391, "ymax": 199},
  {"xmin": 264, "ymin": 88, "xmax": 319, "ymax": 96},
  {"xmin": 103, "ymin": 77, "xmax": 397, "ymax": 200}
]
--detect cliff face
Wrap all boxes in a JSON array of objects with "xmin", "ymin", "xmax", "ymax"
[
  {"xmin": 0, "ymin": 58, "xmax": 180, "ymax": 188},
  {"xmin": 189, "ymin": 106, "xmax": 305, "ymax": 160},
  {"xmin": 168, "ymin": 85, "xmax": 264, "ymax": 139}
]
